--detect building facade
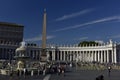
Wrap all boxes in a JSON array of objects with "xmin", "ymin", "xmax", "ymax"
[
  {"xmin": 0, "ymin": 22, "xmax": 24, "ymax": 60},
  {"xmin": 46, "ymin": 40, "xmax": 120, "ymax": 64},
  {"xmin": 22, "ymin": 40, "xmax": 120, "ymax": 64}
]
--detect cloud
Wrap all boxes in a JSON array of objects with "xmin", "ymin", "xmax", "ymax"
[
  {"xmin": 54, "ymin": 16, "xmax": 120, "ymax": 32},
  {"xmin": 55, "ymin": 8, "xmax": 94, "ymax": 21},
  {"xmin": 77, "ymin": 37, "xmax": 88, "ymax": 41},
  {"xmin": 109, "ymin": 34, "xmax": 120, "ymax": 39},
  {"xmin": 25, "ymin": 35, "xmax": 55, "ymax": 42},
  {"xmin": 95, "ymin": 40, "xmax": 104, "ymax": 44}
]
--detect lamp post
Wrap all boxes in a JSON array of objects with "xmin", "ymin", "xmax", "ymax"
[
  {"xmin": 76, "ymin": 57, "xmax": 78, "ymax": 70},
  {"xmin": 8, "ymin": 49, "xmax": 12, "ymax": 64},
  {"xmin": 8, "ymin": 49, "xmax": 14, "ymax": 74}
]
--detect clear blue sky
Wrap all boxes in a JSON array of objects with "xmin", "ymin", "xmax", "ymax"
[{"xmin": 0, "ymin": 0, "xmax": 120, "ymax": 45}]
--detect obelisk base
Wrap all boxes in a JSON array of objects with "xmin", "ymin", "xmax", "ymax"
[
  {"xmin": 40, "ymin": 49, "xmax": 47, "ymax": 62},
  {"xmin": 40, "ymin": 55, "xmax": 47, "ymax": 62}
]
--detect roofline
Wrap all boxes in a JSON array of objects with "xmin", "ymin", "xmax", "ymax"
[{"xmin": 0, "ymin": 22, "xmax": 24, "ymax": 27}]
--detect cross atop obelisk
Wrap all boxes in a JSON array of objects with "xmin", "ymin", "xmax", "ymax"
[{"xmin": 41, "ymin": 9, "xmax": 47, "ymax": 62}]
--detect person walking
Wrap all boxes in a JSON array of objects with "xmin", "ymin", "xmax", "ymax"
[
  {"xmin": 31, "ymin": 70, "xmax": 34, "ymax": 76},
  {"xmin": 108, "ymin": 66, "xmax": 111, "ymax": 77}
]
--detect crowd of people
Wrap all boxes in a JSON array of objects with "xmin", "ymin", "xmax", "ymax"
[{"xmin": 7, "ymin": 61, "xmax": 69, "ymax": 77}]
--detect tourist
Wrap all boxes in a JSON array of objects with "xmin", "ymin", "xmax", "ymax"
[
  {"xmin": 58, "ymin": 68, "xmax": 61, "ymax": 75},
  {"xmin": 23, "ymin": 68, "xmax": 26, "ymax": 76},
  {"xmin": 43, "ymin": 69, "xmax": 46, "ymax": 75},
  {"xmin": 43, "ymin": 65, "xmax": 46, "ymax": 75},
  {"xmin": 31, "ymin": 70, "xmax": 34, "ymax": 76},
  {"xmin": 57, "ymin": 65, "xmax": 61, "ymax": 75},
  {"xmin": 108, "ymin": 66, "xmax": 111, "ymax": 77},
  {"xmin": 17, "ymin": 70, "xmax": 20, "ymax": 76},
  {"xmin": 69, "ymin": 63, "xmax": 72, "ymax": 68},
  {"xmin": 62, "ymin": 69, "xmax": 64, "ymax": 73}
]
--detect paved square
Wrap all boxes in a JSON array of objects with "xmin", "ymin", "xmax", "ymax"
[
  {"xmin": 49, "ymin": 68, "xmax": 120, "ymax": 80},
  {"xmin": 0, "ymin": 68, "xmax": 120, "ymax": 80}
]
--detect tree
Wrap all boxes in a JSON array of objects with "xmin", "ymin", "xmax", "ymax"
[{"xmin": 78, "ymin": 41, "xmax": 99, "ymax": 47}]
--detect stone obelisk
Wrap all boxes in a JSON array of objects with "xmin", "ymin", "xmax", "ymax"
[{"xmin": 41, "ymin": 9, "xmax": 47, "ymax": 62}]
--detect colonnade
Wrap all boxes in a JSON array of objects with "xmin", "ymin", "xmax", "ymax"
[
  {"xmin": 49, "ymin": 49, "xmax": 117, "ymax": 63},
  {"xmin": 28, "ymin": 50, "xmax": 40, "ymax": 60},
  {"xmin": 13, "ymin": 45, "xmax": 118, "ymax": 64}
]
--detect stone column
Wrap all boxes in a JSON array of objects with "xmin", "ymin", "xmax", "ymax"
[
  {"xmin": 101, "ymin": 51, "xmax": 103, "ymax": 63},
  {"xmin": 112, "ymin": 50, "xmax": 114, "ymax": 63},
  {"xmin": 91, "ymin": 52, "xmax": 93, "ymax": 62},
  {"xmin": 73, "ymin": 51, "xmax": 76, "ymax": 61},
  {"xmin": 104, "ymin": 50, "xmax": 106, "ymax": 63},
  {"xmin": 77, "ymin": 51, "xmax": 79, "ymax": 61},
  {"xmin": 92, "ymin": 51, "xmax": 95, "ymax": 61},
  {"xmin": 81, "ymin": 51, "xmax": 83, "ymax": 62},
  {"xmin": 60, "ymin": 51, "xmax": 62, "ymax": 61},
  {"xmin": 63, "ymin": 51, "xmax": 65, "ymax": 61},
  {"xmin": 64, "ymin": 51, "xmax": 67, "ymax": 61},
  {"xmin": 70, "ymin": 51, "xmax": 72, "ymax": 61},
  {"xmin": 67, "ymin": 51, "xmax": 69, "ymax": 61},
  {"xmin": 52, "ymin": 50, "xmax": 55, "ymax": 61},
  {"xmin": 79, "ymin": 51, "xmax": 82, "ymax": 61},
  {"xmin": 98, "ymin": 51, "xmax": 100, "ymax": 62},
  {"xmin": 89, "ymin": 52, "xmax": 92, "ymax": 62},
  {"xmin": 87, "ymin": 51, "xmax": 89, "ymax": 62},
  {"xmin": 107, "ymin": 50, "xmax": 109, "ymax": 63},
  {"xmin": 95, "ymin": 51, "xmax": 96, "ymax": 62},
  {"xmin": 71, "ymin": 52, "xmax": 73, "ymax": 61},
  {"xmin": 83, "ymin": 52, "xmax": 85, "ymax": 62},
  {"xmin": 114, "ymin": 48, "xmax": 117, "ymax": 63},
  {"xmin": 56, "ymin": 51, "xmax": 59, "ymax": 60}
]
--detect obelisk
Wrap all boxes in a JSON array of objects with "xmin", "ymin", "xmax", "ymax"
[{"xmin": 41, "ymin": 9, "xmax": 47, "ymax": 62}]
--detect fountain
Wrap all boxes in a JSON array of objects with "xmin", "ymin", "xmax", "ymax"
[{"xmin": 15, "ymin": 41, "xmax": 29, "ymax": 71}]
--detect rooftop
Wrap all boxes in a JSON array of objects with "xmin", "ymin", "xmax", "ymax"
[{"xmin": 0, "ymin": 22, "xmax": 24, "ymax": 27}]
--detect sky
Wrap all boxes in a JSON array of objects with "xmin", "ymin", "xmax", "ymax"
[{"xmin": 0, "ymin": 0, "xmax": 120, "ymax": 45}]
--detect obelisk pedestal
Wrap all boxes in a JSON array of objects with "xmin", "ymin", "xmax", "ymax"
[{"xmin": 40, "ymin": 49, "xmax": 47, "ymax": 62}]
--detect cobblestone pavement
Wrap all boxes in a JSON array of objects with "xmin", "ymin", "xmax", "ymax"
[
  {"xmin": 49, "ymin": 68, "xmax": 120, "ymax": 80},
  {"xmin": 0, "ymin": 68, "xmax": 120, "ymax": 80},
  {"xmin": 0, "ymin": 74, "xmax": 45, "ymax": 80}
]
